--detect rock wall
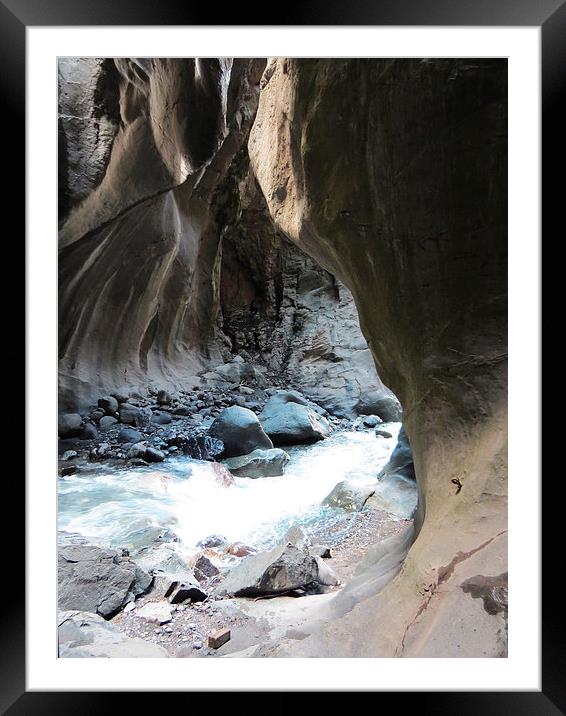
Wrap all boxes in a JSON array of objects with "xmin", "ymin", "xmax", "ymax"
[
  {"xmin": 58, "ymin": 58, "xmax": 266, "ymax": 409},
  {"xmin": 58, "ymin": 57, "xmax": 508, "ymax": 657},
  {"xmin": 249, "ymin": 58, "xmax": 508, "ymax": 656},
  {"xmin": 58, "ymin": 57, "xmax": 391, "ymax": 418}
]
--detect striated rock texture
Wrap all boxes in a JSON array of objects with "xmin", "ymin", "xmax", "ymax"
[
  {"xmin": 59, "ymin": 58, "xmax": 508, "ymax": 657},
  {"xmin": 58, "ymin": 58, "xmax": 266, "ymax": 408},
  {"xmin": 58, "ymin": 57, "xmax": 386, "ymax": 418},
  {"xmin": 249, "ymin": 58, "xmax": 508, "ymax": 657}
]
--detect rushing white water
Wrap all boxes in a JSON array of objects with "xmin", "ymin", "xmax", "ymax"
[{"xmin": 58, "ymin": 426, "xmax": 416, "ymax": 561}]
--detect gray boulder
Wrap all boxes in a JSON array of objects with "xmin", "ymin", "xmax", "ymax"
[
  {"xmin": 99, "ymin": 415, "xmax": 118, "ymax": 430},
  {"xmin": 118, "ymin": 402, "xmax": 142, "ymax": 425},
  {"xmin": 118, "ymin": 426, "xmax": 144, "ymax": 444},
  {"xmin": 222, "ymin": 448, "xmax": 290, "ymax": 478},
  {"xmin": 356, "ymin": 390, "xmax": 402, "ymax": 422},
  {"xmin": 209, "ymin": 406, "xmax": 273, "ymax": 458},
  {"xmin": 216, "ymin": 542, "xmax": 319, "ymax": 597},
  {"xmin": 58, "ymin": 610, "xmax": 168, "ymax": 658},
  {"xmin": 259, "ymin": 391, "xmax": 330, "ymax": 445},
  {"xmin": 79, "ymin": 422, "xmax": 98, "ymax": 440},
  {"xmin": 322, "ymin": 480, "xmax": 375, "ymax": 512},
  {"xmin": 362, "ymin": 414, "xmax": 382, "ymax": 427},
  {"xmin": 377, "ymin": 425, "xmax": 415, "ymax": 481},
  {"xmin": 58, "ymin": 545, "xmax": 152, "ymax": 619},
  {"xmin": 58, "ymin": 413, "xmax": 83, "ymax": 438},
  {"xmin": 98, "ymin": 395, "xmax": 119, "ymax": 415},
  {"xmin": 145, "ymin": 447, "xmax": 165, "ymax": 463}
]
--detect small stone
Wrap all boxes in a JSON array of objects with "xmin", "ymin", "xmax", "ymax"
[
  {"xmin": 193, "ymin": 640, "xmax": 203, "ymax": 650},
  {"xmin": 124, "ymin": 601, "xmax": 136, "ymax": 613},
  {"xmin": 208, "ymin": 628, "xmax": 231, "ymax": 649},
  {"xmin": 239, "ymin": 386, "xmax": 254, "ymax": 395},
  {"xmin": 61, "ymin": 450, "xmax": 77, "ymax": 461}
]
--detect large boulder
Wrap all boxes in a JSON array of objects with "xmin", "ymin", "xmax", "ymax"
[
  {"xmin": 222, "ymin": 448, "xmax": 290, "ymax": 478},
  {"xmin": 58, "ymin": 413, "xmax": 83, "ymax": 438},
  {"xmin": 58, "ymin": 610, "xmax": 168, "ymax": 658},
  {"xmin": 322, "ymin": 480, "xmax": 375, "ymax": 512},
  {"xmin": 259, "ymin": 391, "xmax": 330, "ymax": 445},
  {"xmin": 356, "ymin": 390, "xmax": 403, "ymax": 422},
  {"xmin": 216, "ymin": 541, "xmax": 319, "ymax": 597},
  {"xmin": 377, "ymin": 426, "xmax": 415, "ymax": 481},
  {"xmin": 208, "ymin": 406, "xmax": 273, "ymax": 458},
  {"xmin": 58, "ymin": 545, "xmax": 152, "ymax": 619}
]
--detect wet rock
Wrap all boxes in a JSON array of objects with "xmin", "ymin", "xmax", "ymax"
[
  {"xmin": 145, "ymin": 447, "xmax": 165, "ymax": 463},
  {"xmin": 222, "ymin": 448, "xmax": 290, "ymax": 478},
  {"xmin": 98, "ymin": 395, "xmax": 119, "ymax": 415},
  {"xmin": 111, "ymin": 391, "xmax": 129, "ymax": 403},
  {"xmin": 259, "ymin": 391, "xmax": 330, "ymax": 445},
  {"xmin": 362, "ymin": 415, "xmax": 382, "ymax": 427},
  {"xmin": 58, "ymin": 545, "xmax": 152, "ymax": 619},
  {"xmin": 197, "ymin": 534, "xmax": 227, "ymax": 549},
  {"xmin": 217, "ymin": 542, "xmax": 319, "ymax": 597},
  {"xmin": 322, "ymin": 480, "xmax": 375, "ymax": 512},
  {"xmin": 98, "ymin": 415, "xmax": 118, "ymax": 430},
  {"xmin": 79, "ymin": 422, "xmax": 98, "ymax": 440},
  {"xmin": 377, "ymin": 425, "xmax": 415, "ymax": 481},
  {"xmin": 118, "ymin": 426, "xmax": 144, "ymax": 444},
  {"xmin": 127, "ymin": 441, "xmax": 147, "ymax": 459},
  {"xmin": 59, "ymin": 464, "xmax": 78, "ymax": 477},
  {"xmin": 58, "ymin": 413, "xmax": 83, "ymax": 438},
  {"xmin": 375, "ymin": 428, "xmax": 393, "ymax": 439},
  {"xmin": 209, "ymin": 406, "xmax": 273, "ymax": 458},
  {"xmin": 225, "ymin": 542, "xmax": 257, "ymax": 558},
  {"xmin": 61, "ymin": 449, "xmax": 78, "ymax": 461},
  {"xmin": 58, "ymin": 610, "xmax": 169, "ymax": 658},
  {"xmin": 89, "ymin": 409, "xmax": 105, "ymax": 423}
]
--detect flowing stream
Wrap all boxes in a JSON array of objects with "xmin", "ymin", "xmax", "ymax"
[{"xmin": 58, "ymin": 426, "xmax": 417, "ymax": 565}]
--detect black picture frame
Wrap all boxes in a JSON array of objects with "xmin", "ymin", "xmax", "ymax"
[{"xmin": 12, "ymin": 0, "xmax": 558, "ymax": 710}]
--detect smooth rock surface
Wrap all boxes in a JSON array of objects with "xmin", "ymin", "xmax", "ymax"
[
  {"xmin": 259, "ymin": 391, "xmax": 330, "ymax": 445},
  {"xmin": 209, "ymin": 406, "xmax": 273, "ymax": 458},
  {"xmin": 58, "ymin": 610, "xmax": 169, "ymax": 658},
  {"xmin": 222, "ymin": 448, "xmax": 290, "ymax": 478},
  {"xmin": 321, "ymin": 480, "xmax": 375, "ymax": 512}
]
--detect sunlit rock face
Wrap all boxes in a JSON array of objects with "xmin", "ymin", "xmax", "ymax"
[
  {"xmin": 249, "ymin": 58, "xmax": 508, "ymax": 656},
  {"xmin": 58, "ymin": 58, "xmax": 266, "ymax": 407}
]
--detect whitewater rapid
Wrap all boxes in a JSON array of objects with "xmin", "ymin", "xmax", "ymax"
[{"xmin": 58, "ymin": 426, "xmax": 416, "ymax": 561}]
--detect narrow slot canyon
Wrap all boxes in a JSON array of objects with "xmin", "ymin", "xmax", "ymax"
[{"xmin": 57, "ymin": 57, "xmax": 507, "ymax": 659}]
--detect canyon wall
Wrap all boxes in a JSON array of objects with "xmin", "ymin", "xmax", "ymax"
[
  {"xmin": 249, "ymin": 58, "xmax": 508, "ymax": 656},
  {"xmin": 58, "ymin": 58, "xmax": 507, "ymax": 656}
]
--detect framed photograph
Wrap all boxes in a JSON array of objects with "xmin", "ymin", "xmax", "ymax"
[{"xmin": 13, "ymin": 0, "xmax": 556, "ymax": 708}]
